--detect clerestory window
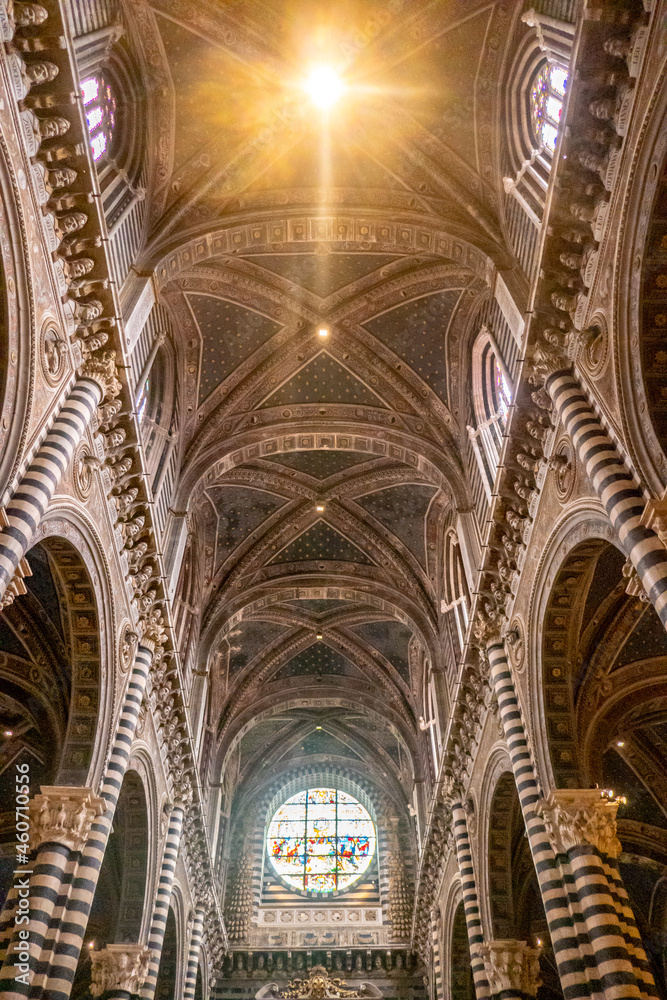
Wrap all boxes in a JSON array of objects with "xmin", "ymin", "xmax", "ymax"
[
  {"xmin": 530, "ymin": 63, "xmax": 567, "ymax": 156},
  {"xmin": 81, "ymin": 74, "xmax": 116, "ymax": 161},
  {"xmin": 469, "ymin": 329, "xmax": 513, "ymax": 499}
]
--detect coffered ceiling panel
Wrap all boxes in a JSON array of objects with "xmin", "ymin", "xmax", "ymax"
[
  {"xmin": 259, "ymin": 353, "xmax": 387, "ymax": 408},
  {"xmin": 285, "ymin": 599, "xmax": 354, "ymax": 613},
  {"xmin": 208, "ymin": 485, "xmax": 288, "ymax": 566},
  {"xmin": 260, "ymin": 450, "xmax": 376, "ymax": 480},
  {"xmin": 362, "ymin": 290, "xmax": 462, "ymax": 401},
  {"xmin": 269, "ymin": 521, "xmax": 375, "ymax": 566},
  {"xmin": 350, "ymin": 621, "xmax": 413, "ymax": 686},
  {"xmin": 226, "ymin": 620, "xmax": 291, "ymax": 675},
  {"xmin": 273, "ymin": 644, "xmax": 364, "ymax": 681},
  {"xmin": 187, "ymin": 294, "xmax": 282, "ymax": 403},
  {"xmin": 241, "ymin": 252, "xmax": 401, "ymax": 297},
  {"xmin": 355, "ymin": 484, "xmax": 437, "ymax": 567}
]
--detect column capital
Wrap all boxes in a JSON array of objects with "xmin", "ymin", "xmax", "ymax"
[
  {"xmin": 90, "ymin": 944, "xmax": 151, "ymax": 997},
  {"xmin": 80, "ymin": 350, "xmax": 122, "ymax": 399},
  {"xmin": 29, "ymin": 785, "xmax": 106, "ymax": 852},
  {"xmin": 479, "ymin": 939, "xmax": 542, "ymax": 997},
  {"xmin": 473, "ymin": 613, "xmax": 506, "ymax": 648},
  {"xmin": 535, "ymin": 788, "xmax": 622, "ymax": 857},
  {"xmin": 138, "ymin": 606, "xmax": 167, "ymax": 651}
]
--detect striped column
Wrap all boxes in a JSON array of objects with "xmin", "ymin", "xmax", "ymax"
[
  {"xmin": 0, "ymin": 375, "xmax": 103, "ymax": 604},
  {"xmin": 0, "ymin": 788, "xmax": 105, "ymax": 996},
  {"xmin": 432, "ymin": 910, "xmax": 444, "ymax": 1000},
  {"xmin": 546, "ymin": 372, "xmax": 667, "ymax": 629},
  {"xmin": 140, "ymin": 805, "xmax": 185, "ymax": 999},
  {"xmin": 537, "ymin": 791, "xmax": 658, "ymax": 1000},
  {"xmin": 487, "ymin": 640, "xmax": 602, "ymax": 1000},
  {"xmin": 602, "ymin": 858, "xmax": 657, "ymax": 995},
  {"xmin": 183, "ymin": 909, "xmax": 205, "ymax": 1000},
  {"xmin": 25, "ymin": 640, "xmax": 157, "ymax": 1000},
  {"xmin": 0, "ymin": 885, "xmax": 20, "ymax": 969},
  {"xmin": 451, "ymin": 801, "xmax": 490, "ymax": 1000}
]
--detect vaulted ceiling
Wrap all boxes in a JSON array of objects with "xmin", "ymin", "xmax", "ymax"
[{"xmin": 131, "ymin": 0, "xmax": 524, "ymax": 817}]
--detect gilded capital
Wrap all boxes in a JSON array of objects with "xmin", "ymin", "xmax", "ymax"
[
  {"xmin": 29, "ymin": 786, "xmax": 106, "ymax": 852},
  {"xmin": 90, "ymin": 944, "xmax": 151, "ymax": 996},
  {"xmin": 535, "ymin": 788, "xmax": 622, "ymax": 857},
  {"xmin": 479, "ymin": 939, "xmax": 542, "ymax": 997},
  {"xmin": 80, "ymin": 350, "xmax": 122, "ymax": 399}
]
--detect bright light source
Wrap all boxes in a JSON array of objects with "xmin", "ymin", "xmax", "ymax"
[
  {"xmin": 3, "ymin": 730, "xmax": 13, "ymax": 737},
  {"xmin": 616, "ymin": 740, "xmax": 625, "ymax": 747},
  {"xmin": 317, "ymin": 326, "xmax": 330, "ymax": 338},
  {"xmin": 536, "ymin": 938, "xmax": 542, "ymax": 947},
  {"xmin": 316, "ymin": 504, "xmax": 325, "ymax": 512},
  {"xmin": 316, "ymin": 634, "xmax": 323, "ymax": 640},
  {"xmin": 305, "ymin": 67, "xmax": 344, "ymax": 110},
  {"xmin": 316, "ymin": 726, "xmax": 322, "ymax": 730},
  {"xmin": 87, "ymin": 941, "xmax": 95, "ymax": 950}
]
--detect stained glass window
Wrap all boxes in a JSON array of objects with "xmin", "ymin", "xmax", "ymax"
[
  {"xmin": 494, "ymin": 361, "xmax": 511, "ymax": 425},
  {"xmin": 81, "ymin": 74, "xmax": 116, "ymax": 161},
  {"xmin": 266, "ymin": 788, "xmax": 376, "ymax": 894},
  {"xmin": 137, "ymin": 377, "xmax": 150, "ymax": 422},
  {"xmin": 530, "ymin": 63, "xmax": 567, "ymax": 155}
]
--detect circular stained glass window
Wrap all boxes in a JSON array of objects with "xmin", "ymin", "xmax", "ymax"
[{"xmin": 266, "ymin": 788, "xmax": 376, "ymax": 894}]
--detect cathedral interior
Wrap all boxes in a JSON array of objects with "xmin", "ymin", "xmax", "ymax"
[{"xmin": 0, "ymin": 1, "xmax": 667, "ymax": 999}]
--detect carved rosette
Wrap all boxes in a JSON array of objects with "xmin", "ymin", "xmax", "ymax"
[
  {"xmin": 90, "ymin": 944, "xmax": 151, "ymax": 997},
  {"xmin": 80, "ymin": 350, "xmax": 122, "ymax": 400},
  {"xmin": 479, "ymin": 939, "xmax": 542, "ymax": 998},
  {"xmin": 535, "ymin": 789, "xmax": 622, "ymax": 858},
  {"xmin": 29, "ymin": 785, "xmax": 106, "ymax": 852}
]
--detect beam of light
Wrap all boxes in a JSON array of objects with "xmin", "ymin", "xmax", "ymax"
[{"xmin": 304, "ymin": 66, "xmax": 345, "ymax": 110}]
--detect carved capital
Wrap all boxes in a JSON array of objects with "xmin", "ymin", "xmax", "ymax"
[
  {"xmin": 90, "ymin": 944, "xmax": 151, "ymax": 997},
  {"xmin": 528, "ymin": 338, "xmax": 568, "ymax": 385},
  {"xmin": 30, "ymin": 785, "xmax": 106, "ymax": 852},
  {"xmin": 0, "ymin": 549, "xmax": 32, "ymax": 610},
  {"xmin": 640, "ymin": 492, "xmax": 667, "ymax": 547},
  {"xmin": 80, "ymin": 350, "xmax": 122, "ymax": 400},
  {"xmin": 479, "ymin": 939, "xmax": 542, "ymax": 997},
  {"xmin": 138, "ymin": 606, "xmax": 167, "ymax": 650},
  {"xmin": 473, "ymin": 612, "xmax": 506, "ymax": 647},
  {"xmin": 535, "ymin": 789, "xmax": 622, "ymax": 857}
]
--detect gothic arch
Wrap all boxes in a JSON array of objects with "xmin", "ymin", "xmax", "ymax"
[
  {"xmin": 476, "ymin": 745, "xmax": 513, "ymax": 940},
  {"xmin": 616, "ymin": 80, "xmax": 667, "ymax": 494},
  {"xmin": 0, "ymin": 522, "xmax": 110, "ymax": 807},
  {"xmin": 526, "ymin": 502, "xmax": 615, "ymax": 790},
  {"xmin": 440, "ymin": 876, "xmax": 464, "ymax": 1000},
  {"xmin": 0, "ymin": 123, "xmax": 40, "ymax": 500},
  {"xmin": 212, "ymin": 694, "xmax": 419, "ymax": 810}
]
